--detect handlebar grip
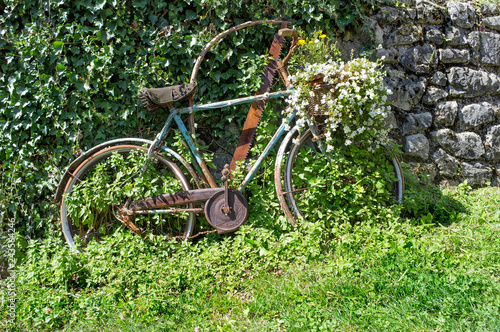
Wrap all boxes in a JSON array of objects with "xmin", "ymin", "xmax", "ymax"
[{"xmin": 278, "ymin": 28, "xmax": 297, "ymax": 38}]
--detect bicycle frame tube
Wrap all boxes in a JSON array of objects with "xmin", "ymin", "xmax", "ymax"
[
  {"xmin": 238, "ymin": 113, "xmax": 294, "ymax": 192},
  {"xmin": 127, "ymin": 90, "xmax": 301, "ymax": 216},
  {"xmin": 152, "ymin": 89, "xmax": 294, "ymax": 194},
  {"xmin": 178, "ymin": 90, "xmax": 292, "ymax": 115}
]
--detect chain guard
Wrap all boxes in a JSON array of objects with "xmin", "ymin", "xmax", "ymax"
[{"xmin": 204, "ymin": 189, "xmax": 249, "ymax": 234}]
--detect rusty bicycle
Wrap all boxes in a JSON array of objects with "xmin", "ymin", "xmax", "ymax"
[{"xmin": 54, "ymin": 21, "xmax": 404, "ymax": 249}]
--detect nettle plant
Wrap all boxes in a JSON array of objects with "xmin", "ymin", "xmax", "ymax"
[{"xmin": 286, "ymin": 57, "xmax": 391, "ymax": 151}]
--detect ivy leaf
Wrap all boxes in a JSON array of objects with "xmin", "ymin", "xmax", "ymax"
[
  {"xmin": 95, "ymin": 0, "xmax": 106, "ymax": 10},
  {"xmin": 52, "ymin": 41, "xmax": 64, "ymax": 50},
  {"xmin": 190, "ymin": 36, "xmax": 197, "ymax": 47},
  {"xmin": 7, "ymin": 77, "xmax": 16, "ymax": 95},
  {"xmin": 336, "ymin": 14, "xmax": 354, "ymax": 30},
  {"xmin": 185, "ymin": 10, "xmax": 197, "ymax": 21}
]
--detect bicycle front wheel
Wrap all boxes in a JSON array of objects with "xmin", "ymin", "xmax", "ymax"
[
  {"xmin": 60, "ymin": 145, "xmax": 195, "ymax": 249},
  {"xmin": 282, "ymin": 129, "xmax": 403, "ymax": 225}
]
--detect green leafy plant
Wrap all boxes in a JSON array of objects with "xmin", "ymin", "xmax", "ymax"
[
  {"xmin": 2, "ymin": 186, "xmax": 499, "ymax": 331},
  {"xmin": 65, "ymin": 149, "xmax": 189, "ymax": 245},
  {"xmin": 288, "ymin": 30, "xmax": 341, "ymax": 73},
  {"xmin": 401, "ymin": 168, "xmax": 467, "ymax": 225}
]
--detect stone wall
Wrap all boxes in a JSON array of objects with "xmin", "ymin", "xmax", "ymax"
[{"xmin": 372, "ymin": 1, "xmax": 500, "ymax": 187}]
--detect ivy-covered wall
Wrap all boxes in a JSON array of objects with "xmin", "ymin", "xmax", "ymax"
[{"xmin": 0, "ymin": 0, "xmax": 389, "ymax": 238}]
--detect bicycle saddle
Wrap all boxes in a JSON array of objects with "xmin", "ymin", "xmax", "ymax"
[{"xmin": 140, "ymin": 82, "xmax": 197, "ymax": 110}]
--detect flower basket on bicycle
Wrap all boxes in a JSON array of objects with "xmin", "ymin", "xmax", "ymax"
[{"xmin": 304, "ymin": 74, "xmax": 336, "ymax": 132}]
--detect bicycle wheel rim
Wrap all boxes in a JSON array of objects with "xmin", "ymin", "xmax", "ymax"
[
  {"xmin": 60, "ymin": 145, "xmax": 195, "ymax": 249},
  {"xmin": 283, "ymin": 129, "xmax": 404, "ymax": 222}
]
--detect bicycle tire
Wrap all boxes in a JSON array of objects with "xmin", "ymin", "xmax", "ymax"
[
  {"xmin": 282, "ymin": 129, "xmax": 404, "ymax": 224},
  {"xmin": 60, "ymin": 145, "xmax": 195, "ymax": 249}
]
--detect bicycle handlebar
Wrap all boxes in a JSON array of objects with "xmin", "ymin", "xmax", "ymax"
[{"xmin": 279, "ymin": 28, "xmax": 300, "ymax": 70}]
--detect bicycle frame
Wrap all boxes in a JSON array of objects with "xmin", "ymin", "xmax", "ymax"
[
  {"xmin": 133, "ymin": 89, "xmax": 297, "ymax": 216},
  {"xmin": 57, "ymin": 20, "xmax": 405, "ymax": 248}
]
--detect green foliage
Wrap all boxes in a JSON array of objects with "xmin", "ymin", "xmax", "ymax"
[
  {"xmin": 0, "ymin": 0, "xmax": 392, "ymax": 237},
  {"xmin": 401, "ymin": 169, "xmax": 467, "ymax": 226},
  {"xmin": 65, "ymin": 148, "xmax": 189, "ymax": 244},
  {"xmin": 286, "ymin": 141, "xmax": 398, "ymax": 229},
  {"xmin": 2, "ymin": 1, "xmax": 494, "ymax": 330},
  {"xmin": 1, "ymin": 187, "xmax": 499, "ymax": 330}
]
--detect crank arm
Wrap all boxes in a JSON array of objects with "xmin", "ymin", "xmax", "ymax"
[
  {"xmin": 128, "ymin": 188, "xmax": 223, "ymax": 211},
  {"xmin": 133, "ymin": 208, "xmax": 205, "ymax": 215}
]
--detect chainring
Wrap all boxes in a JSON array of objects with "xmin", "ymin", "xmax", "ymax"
[{"xmin": 204, "ymin": 189, "xmax": 249, "ymax": 234}]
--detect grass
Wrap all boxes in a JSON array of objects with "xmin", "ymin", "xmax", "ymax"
[{"xmin": 1, "ymin": 185, "xmax": 499, "ymax": 331}]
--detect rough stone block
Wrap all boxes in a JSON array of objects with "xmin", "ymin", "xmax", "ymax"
[
  {"xmin": 432, "ymin": 148, "xmax": 459, "ymax": 177},
  {"xmin": 384, "ymin": 70, "xmax": 426, "ymax": 110},
  {"xmin": 432, "ymin": 129, "xmax": 485, "ymax": 160},
  {"xmin": 438, "ymin": 48, "xmax": 470, "ymax": 64},
  {"xmin": 430, "ymin": 71, "xmax": 447, "ymax": 86},
  {"xmin": 425, "ymin": 27, "xmax": 445, "ymax": 45},
  {"xmin": 400, "ymin": 43, "xmax": 437, "ymax": 73},
  {"xmin": 447, "ymin": 2, "xmax": 476, "ymax": 29},
  {"xmin": 408, "ymin": 162, "xmax": 438, "ymax": 181},
  {"xmin": 482, "ymin": 16, "xmax": 500, "ymax": 31},
  {"xmin": 386, "ymin": 24, "xmax": 423, "ymax": 47},
  {"xmin": 445, "ymin": 26, "xmax": 469, "ymax": 46},
  {"xmin": 469, "ymin": 31, "xmax": 500, "ymax": 66},
  {"xmin": 435, "ymin": 101, "xmax": 458, "ymax": 126},
  {"xmin": 448, "ymin": 67, "xmax": 500, "ymax": 98},
  {"xmin": 406, "ymin": 8, "xmax": 417, "ymax": 20},
  {"xmin": 485, "ymin": 125, "xmax": 500, "ymax": 161},
  {"xmin": 457, "ymin": 102, "xmax": 495, "ymax": 131},
  {"xmin": 423, "ymin": 87, "xmax": 448, "ymax": 105},
  {"xmin": 403, "ymin": 112, "xmax": 433, "ymax": 134},
  {"xmin": 481, "ymin": 4, "xmax": 499, "ymax": 16},
  {"xmin": 462, "ymin": 162, "xmax": 493, "ymax": 187},
  {"xmin": 405, "ymin": 133, "xmax": 430, "ymax": 160},
  {"xmin": 416, "ymin": 0, "xmax": 445, "ymax": 24},
  {"xmin": 384, "ymin": 110, "xmax": 399, "ymax": 130},
  {"xmin": 374, "ymin": 23, "xmax": 384, "ymax": 45},
  {"xmin": 376, "ymin": 47, "xmax": 399, "ymax": 64},
  {"xmin": 376, "ymin": 6, "xmax": 402, "ymax": 25}
]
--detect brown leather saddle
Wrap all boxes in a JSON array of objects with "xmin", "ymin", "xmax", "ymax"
[{"xmin": 139, "ymin": 82, "xmax": 197, "ymax": 111}]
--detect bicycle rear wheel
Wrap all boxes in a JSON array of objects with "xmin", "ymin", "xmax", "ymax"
[
  {"xmin": 282, "ymin": 129, "xmax": 403, "ymax": 225},
  {"xmin": 60, "ymin": 145, "xmax": 195, "ymax": 249}
]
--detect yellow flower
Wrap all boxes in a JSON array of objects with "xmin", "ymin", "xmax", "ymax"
[
  {"xmin": 320, "ymin": 34, "xmax": 326, "ymax": 39},
  {"xmin": 297, "ymin": 39, "xmax": 306, "ymax": 46},
  {"xmin": 309, "ymin": 41, "xmax": 314, "ymax": 44},
  {"xmin": 318, "ymin": 30, "xmax": 323, "ymax": 34}
]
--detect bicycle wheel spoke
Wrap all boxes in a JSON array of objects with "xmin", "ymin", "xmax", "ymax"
[
  {"xmin": 60, "ymin": 145, "xmax": 196, "ymax": 249},
  {"xmin": 282, "ymin": 128, "xmax": 404, "ymax": 223}
]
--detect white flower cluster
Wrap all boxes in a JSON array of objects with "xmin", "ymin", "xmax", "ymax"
[{"xmin": 286, "ymin": 58, "xmax": 391, "ymax": 151}]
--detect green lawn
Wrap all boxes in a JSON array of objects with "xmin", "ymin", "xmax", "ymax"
[{"xmin": 1, "ymin": 185, "xmax": 499, "ymax": 331}]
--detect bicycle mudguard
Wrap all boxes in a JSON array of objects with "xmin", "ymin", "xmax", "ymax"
[
  {"xmin": 54, "ymin": 138, "xmax": 203, "ymax": 204},
  {"xmin": 54, "ymin": 138, "xmax": 154, "ymax": 203}
]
